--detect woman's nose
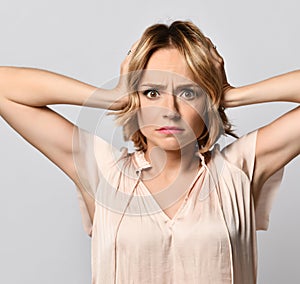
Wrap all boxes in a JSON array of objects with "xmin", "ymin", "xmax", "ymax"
[{"xmin": 162, "ymin": 94, "xmax": 181, "ymax": 120}]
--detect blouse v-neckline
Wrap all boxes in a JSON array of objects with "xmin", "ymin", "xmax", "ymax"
[
  {"xmin": 140, "ymin": 167, "xmax": 205, "ymax": 224},
  {"xmin": 133, "ymin": 150, "xmax": 206, "ymax": 224}
]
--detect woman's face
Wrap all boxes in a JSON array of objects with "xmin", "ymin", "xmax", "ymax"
[{"xmin": 137, "ymin": 48, "xmax": 207, "ymax": 151}]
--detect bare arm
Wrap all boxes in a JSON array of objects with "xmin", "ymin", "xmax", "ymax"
[
  {"xmin": 206, "ymin": 38, "xmax": 299, "ymax": 188},
  {"xmin": 0, "ymin": 66, "xmax": 127, "ymax": 108},
  {"xmin": 0, "ymin": 66, "xmax": 127, "ymax": 173},
  {"xmin": 224, "ymin": 71, "xmax": 300, "ymax": 188},
  {"xmin": 224, "ymin": 70, "xmax": 300, "ymax": 107},
  {"xmin": 0, "ymin": 66, "xmax": 128, "ymax": 223},
  {"xmin": 0, "ymin": 40, "xmax": 137, "ymax": 226}
]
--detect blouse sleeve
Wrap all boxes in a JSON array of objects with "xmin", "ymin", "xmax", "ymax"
[
  {"xmin": 222, "ymin": 130, "xmax": 284, "ymax": 231},
  {"xmin": 72, "ymin": 127, "xmax": 100, "ymax": 237},
  {"xmin": 72, "ymin": 126, "xmax": 123, "ymax": 237}
]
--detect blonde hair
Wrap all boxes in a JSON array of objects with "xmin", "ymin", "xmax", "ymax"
[{"xmin": 114, "ymin": 20, "xmax": 237, "ymax": 154}]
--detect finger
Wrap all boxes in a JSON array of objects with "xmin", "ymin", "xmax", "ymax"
[
  {"xmin": 131, "ymin": 39, "xmax": 140, "ymax": 50},
  {"xmin": 205, "ymin": 37, "xmax": 220, "ymax": 58},
  {"xmin": 205, "ymin": 37, "xmax": 214, "ymax": 47},
  {"xmin": 122, "ymin": 40, "xmax": 141, "ymax": 77},
  {"xmin": 127, "ymin": 39, "xmax": 141, "ymax": 56},
  {"xmin": 205, "ymin": 37, "xmax": 218, "ymax": 52},
  {"xmin": 205, "ymin": 37, "xmax": 224, "ymax": 65}
]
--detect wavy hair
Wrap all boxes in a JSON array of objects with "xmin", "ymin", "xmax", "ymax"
[{"xmin": 113, "ymin": 20, "xmax": 237, "ymax": 154}]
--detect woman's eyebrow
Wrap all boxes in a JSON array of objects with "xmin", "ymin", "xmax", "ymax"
[
  {"xmin": 139, "ymin": 83, "xmax": 201, "ymax": 90},
  {"xmin": 175, "ymin": 83, "xmax": 201, "ymax": 90},
  {"xmin": 139, "ymin": 83, "xmax": 167, "ymax": 89}
]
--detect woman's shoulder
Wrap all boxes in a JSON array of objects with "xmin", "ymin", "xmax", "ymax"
[{"xmin": 208, "ymin": 130, "xmax": 259, "ymax": 180}]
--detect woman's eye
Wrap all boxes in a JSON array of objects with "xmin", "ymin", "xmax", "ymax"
[
  {"xmin": 142, "ymin": 89, "xmax": 160, "ymax": 99},
  {"xmin": 179, "ymin": 89, "xmax": 196, "ymax": 100}
]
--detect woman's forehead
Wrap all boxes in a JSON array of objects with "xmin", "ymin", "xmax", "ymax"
[
  {"xmin": 138, "ymin": 70, "xmax": 198, "ymax": 89},
  {"xmin": 144, "ymin": 48, "xmax": 196, "ymax": 82}
]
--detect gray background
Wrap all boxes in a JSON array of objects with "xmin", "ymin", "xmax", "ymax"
[{"xmin": 0, "ymin": 0, "xmax": 299, "ymax": 283}]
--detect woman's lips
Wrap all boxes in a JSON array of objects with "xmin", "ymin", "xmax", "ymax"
[{"xmin": 156, "ymin": 126, "xmax": 185, "ymax": 134}]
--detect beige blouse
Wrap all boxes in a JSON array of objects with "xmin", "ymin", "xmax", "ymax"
[{"xmin": 73, "ymin": 128, "xmax": 284, "ymax": 284}]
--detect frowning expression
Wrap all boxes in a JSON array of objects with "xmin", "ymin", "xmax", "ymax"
[{"xmin": 137, "ymin": 48, "xmax": 207, "ymax": 151}]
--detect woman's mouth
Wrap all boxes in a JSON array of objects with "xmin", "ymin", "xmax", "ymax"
[{"xmin": 156, "ymin": 126, "xmax": 185, "ymax": 134}]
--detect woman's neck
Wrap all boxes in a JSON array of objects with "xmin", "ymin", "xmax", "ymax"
[{"xmin": 144, "ymin": 143, "xmax": 200, "ymax": 179}]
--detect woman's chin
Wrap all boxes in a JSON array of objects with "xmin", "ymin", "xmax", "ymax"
[{"xmin": 148, "ymin": 138, "xmax": 196, "ymax": 152}]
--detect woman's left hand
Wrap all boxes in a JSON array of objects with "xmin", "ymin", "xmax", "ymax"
[{"xmin": 205, "ymin": 37, "xmax": 235, "ymax": 108}]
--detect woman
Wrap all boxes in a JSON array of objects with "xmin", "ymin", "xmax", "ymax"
[{"xmin": 0, "ymin": 20, "xmax": 299, "ymax": 283}]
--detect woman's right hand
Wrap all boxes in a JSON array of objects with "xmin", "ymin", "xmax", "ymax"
[{"xmin": 113, "ymin": 40, "xmax": 140, "ymax": 109}]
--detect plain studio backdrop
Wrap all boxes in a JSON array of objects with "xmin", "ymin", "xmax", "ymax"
[{"xmin": 0, "ymin": 0, "xmax": 299, "ymax": 283}]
